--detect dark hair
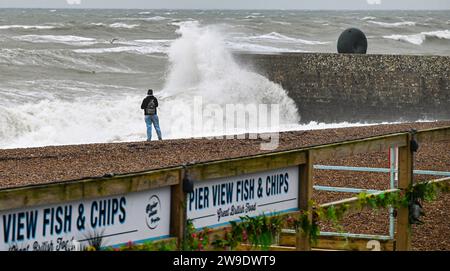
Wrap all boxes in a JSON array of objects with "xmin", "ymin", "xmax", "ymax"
[{"xmin": 147, "ymin": 89, "xmax": 153, "ymax": 95}]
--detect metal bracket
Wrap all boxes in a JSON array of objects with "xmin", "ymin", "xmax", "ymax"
[
  {"xmin": 182, "ymin": 164, "xmax": 194, "ymax": 194},
  {"xmin": 410, "ymin": 129, "xmax": 419, "ymax": 153}
]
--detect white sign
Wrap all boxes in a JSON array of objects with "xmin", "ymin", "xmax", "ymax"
[
  {"xmin": 0, "ymin": 186, "xmax": 171, "ymax": 251},
  {"xmin": 187, "ymin": 166, "xmax": 299, "ymax": 228}
]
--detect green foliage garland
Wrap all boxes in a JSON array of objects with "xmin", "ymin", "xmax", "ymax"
[{"xmin": 91, "ymin": 181, "xmax": 448, "ymax": 251}]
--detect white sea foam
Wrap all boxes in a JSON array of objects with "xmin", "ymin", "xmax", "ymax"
[
  {"xmin": 0, "ymin": 95, "xmax": 145, "ymax": 148},
  {"xmin": 368, "ymin": 20, "xmax": 416, "ymax": 27},
  {"xmin": 0, "ymin": 79, "xmax": 147, "ymax": 148},
  {"xmin": 90, "ymin": 22, "xmax": 140, "ymax": 29},
  {"xmin": 13, "ymin": 35, "xmax": 97, "ymax": 46},
  {"xmin": 117, "ymin": 16, "xmax": 167, "ymax": 22},
  {"xmin": 361, "ymin": 16, "xmax": 376, "ymax": 20},
  {"xmin": 0, "ymin": 25, "xmax": 56, "ymax": 30},
  {"xmin": 145, "ymin": 16, "xmax": 168, "ymax": 21},
  {"xmin": 383, "ymin": 30, "xmax": 450, "ymax": 45},
  {"xmin": 244, "ymin": 15, "xmax": 265, "ymax": 19},
  {"xmin": 109, "ymin": 23, "xmax": 140, "ymax": 29},
  {"xmin": 244, "ymin": 12, "xmax": 266, "ymax": 20}
]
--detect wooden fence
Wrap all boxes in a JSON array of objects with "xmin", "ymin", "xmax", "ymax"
[{"xmin": 0, "ymin": 126, "xmax": 449, "ymax": 251}]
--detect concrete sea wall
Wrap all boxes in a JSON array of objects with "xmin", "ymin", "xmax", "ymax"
[{"xmin": 238, "ymin": 53, "xmax": 450, "ymax": 123}]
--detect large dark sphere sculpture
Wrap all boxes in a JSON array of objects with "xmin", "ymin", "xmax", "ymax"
[{"xmin": 337, "ymin": 28, "xmax": 368, "ymax": 54}]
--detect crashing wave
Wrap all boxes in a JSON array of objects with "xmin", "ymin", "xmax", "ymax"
[{"xmin": 161, "ymin": 21, "xmax": 300, "ymax": 140}]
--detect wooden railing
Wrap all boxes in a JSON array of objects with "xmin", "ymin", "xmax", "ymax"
[{"xmin": 0, "ymin": 126, "xmax": 448, "ymax": 251}]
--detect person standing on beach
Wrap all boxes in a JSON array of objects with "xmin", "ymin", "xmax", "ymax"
[{"xmin": 141, "ymin": 89, "xmax": 162, "ymax": 141}]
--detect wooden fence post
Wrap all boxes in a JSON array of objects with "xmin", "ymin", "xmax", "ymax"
[
  {"xmin": 170, "ymin": 169, "xmax": 186, "ymax": 250},
  {"xmin": 296, "ymin": 150, "xmax": 313, "ymax": 251},
  {"xmin": 396, "ymin": 133, "xmax": 413, "ymax": 251}
]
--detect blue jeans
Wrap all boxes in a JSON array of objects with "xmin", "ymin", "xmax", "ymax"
[{"xmin": 145, "ymin": 115, "xmax": 162, "ymax": 141}]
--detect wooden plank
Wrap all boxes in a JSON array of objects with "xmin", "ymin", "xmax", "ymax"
[
  {"xmin": 396, "ymin": 134, "xmax": 413, "ymax": 251},
  {"xmin": 428, "ymin": 177, "xmax": 450, "ymax": 185},
  {"xmin": 314, "ymin": 236, "xmax": 395, "ymax": 251},
  {"xmin": 170, "ymin": 169, "xmax": 186, "ymax": 247},
  {"xmin": 189, "ymin": 151, "xmax": 306, "ymax": 181},
  {"xmin": 0, "ymin": 167, "xmax": 181, "ymax": 211},
  {"xmin": 313, "ymin": 238, "xmax": 394, "ymax": 251},
  {"xmin": 280, "ymin": 233, "xmax": 394, "ymax": 251},
  {"xmin": 416, "ymin": 126, "xmax": 450, "ymax": 144},
  {"xmin": 297, "ymin": 150, "xmax": 313, "ymax": 251},
  {"xmin": 237, "ymin": 243, "xmax": 342, "ymax": 251},
  {"xmin": 311, "ymin": 133, "xmax": 407, "ymax": 161},
  {"xmin": 237, "ymin": 244, "xmax": 297, "ymax": 251}
]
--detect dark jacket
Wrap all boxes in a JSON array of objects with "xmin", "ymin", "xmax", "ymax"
[{"xmin": 141, "ymin": 95, "xmax": 159, "ymax": 115}]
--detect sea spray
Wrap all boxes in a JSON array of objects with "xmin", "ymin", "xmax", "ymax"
[{"xmin": 159, "ymin": 22, "xmax": 300, "ymax": 139}]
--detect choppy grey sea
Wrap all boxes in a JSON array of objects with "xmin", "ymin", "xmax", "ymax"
[{"xmin": 0, "ymin": 9, "xmax": 449, "ymax": 148}]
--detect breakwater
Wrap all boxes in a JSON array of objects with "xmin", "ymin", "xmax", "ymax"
[{"xmin": 238, "ymin": 53, "xmax": 450, "ymax": 123}]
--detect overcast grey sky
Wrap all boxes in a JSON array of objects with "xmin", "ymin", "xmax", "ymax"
[{"xmin": 0, "ymin": 0, "xmax": 449, "ymax": 10}]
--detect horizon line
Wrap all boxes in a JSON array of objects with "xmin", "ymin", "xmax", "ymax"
[{"xmin": 0, "ymin": 7, "xmax": 449, "ymax": 11}]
